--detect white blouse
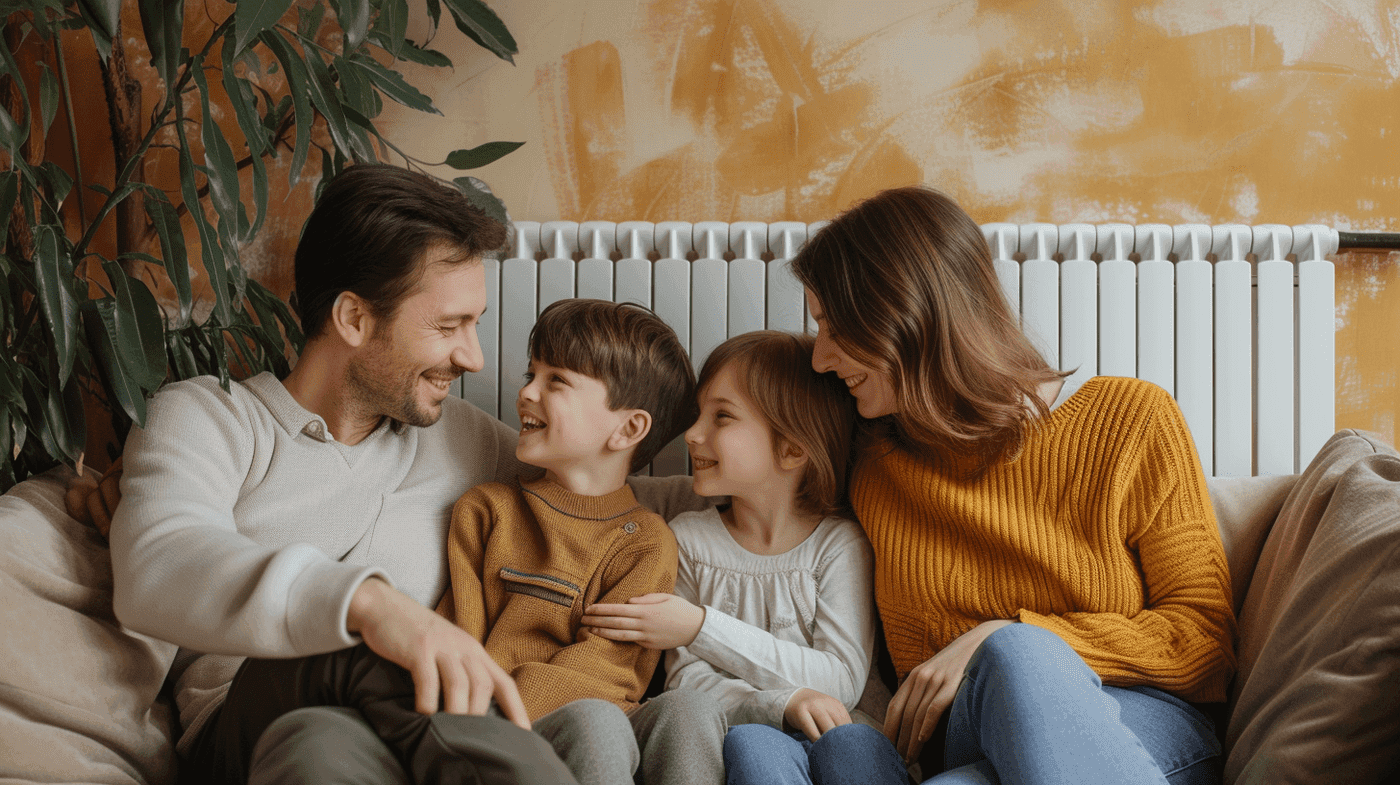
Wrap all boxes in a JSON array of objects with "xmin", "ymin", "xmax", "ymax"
[{"xmin": 664, "ymin": 507, "xmax": 877, "ymax": 728}]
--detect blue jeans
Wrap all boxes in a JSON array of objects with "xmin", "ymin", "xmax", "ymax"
[
  {"xmin": 927, "ymin": 624, "xmax": 1220, "ymax": 785},
  {"xmin": 724, "ymin": 722, "xmax": 907, "ymax": 785}
]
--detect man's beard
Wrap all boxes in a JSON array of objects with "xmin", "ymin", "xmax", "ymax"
[{"xmin": 346, "ymin": 343, "xmax": 452, "ymax": 428}]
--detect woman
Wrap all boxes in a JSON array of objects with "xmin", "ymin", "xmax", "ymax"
[{"xmin": 790, "ymin": 186, "xmax": 1235, "ymax": 785}]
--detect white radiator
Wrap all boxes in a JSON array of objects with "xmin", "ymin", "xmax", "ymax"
[{"xmin": 454, "ymin": 220, "xmax": 1338, "ymax": 479}]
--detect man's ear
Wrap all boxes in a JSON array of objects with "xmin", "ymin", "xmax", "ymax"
[
  {"xmin": 608, "ymin": 409, "xmax": 653, "ymax": 453},
  {"xmin": 778, "ymin": 440, "xmax": 808, "ymax": 472},
  {"xmin": 330, "ymin": 291, "xmax": 376, "ymax": 348}
]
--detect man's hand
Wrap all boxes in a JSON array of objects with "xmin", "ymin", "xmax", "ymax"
[
  {"xmin": 784, "ymin": 687, "xmax": 852, "ymax": 741},
  {"xmin": 347, "ymin": 577, "xmax": 530, "ymax": 729},
  {"xmin": 884, "ymin": 619, "xmax": 1013, "ymax": 762},
  {"xmin": 582, "ymin": 593, "xmax": 704, "ymax": 649},
  {"xmin": 64, "ymin": 458, "xmax": 123, "ymax": 538}
]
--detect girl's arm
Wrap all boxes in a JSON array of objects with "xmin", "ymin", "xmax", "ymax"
[{"xmin": 684, "ymin": 521, "xmax": 876, "ymax": 709}]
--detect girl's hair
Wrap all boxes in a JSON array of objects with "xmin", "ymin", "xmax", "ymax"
[
  {"xmin": 697, "ymin": 331, "xmax": 856, "ymax": 517},
  {"xmin": 790, "ymin": 185, "xmax": 1067, "ymax": 479}
]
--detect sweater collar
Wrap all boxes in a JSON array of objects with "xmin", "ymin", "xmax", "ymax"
[
  {"xmin": 520, "ymin": 475, "xmax": 644, "ymax": 522},
  {"xmin": 244, "ymin": 371, "xmax": 395, "ymax": 445}
]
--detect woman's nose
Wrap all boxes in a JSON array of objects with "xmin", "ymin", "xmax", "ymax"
[{"xmin": 812, "ymin": 332, "xmax": 839, "ymax": 373}]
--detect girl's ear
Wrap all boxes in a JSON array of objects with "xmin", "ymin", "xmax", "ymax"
[
  {"xmin": 778, "ymin": 440, "xmax": 808, "ymax": 472},
  {"xmin": 608, "ymin": 409, "xmax": 653, "ymax": 453},
  {"xmin": 331, "ymin": 291, "xmax": 376, "ymax": 349}
]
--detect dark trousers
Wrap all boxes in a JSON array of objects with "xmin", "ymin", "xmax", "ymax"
[{"xmin": 181, "ymin": 643, "xmax": 577, "ymax": 785}]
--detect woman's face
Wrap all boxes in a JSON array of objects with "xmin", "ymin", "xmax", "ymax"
[{"xmin": 806, "ymin": 288, "xmax": 898, "ymax": 419}]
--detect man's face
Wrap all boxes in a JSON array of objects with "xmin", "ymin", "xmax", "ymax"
[{"xmin": 347, "ymin": 249, "xmax": 487, "ymax": 427}]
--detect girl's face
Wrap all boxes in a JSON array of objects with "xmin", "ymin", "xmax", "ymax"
[
  {"xmin": 805, "ymin": 289, "xmax": 898, "ymax": 419},
  {"xmin": 684, "ymin": 363, "xmax": 790, "ymax": 501}
]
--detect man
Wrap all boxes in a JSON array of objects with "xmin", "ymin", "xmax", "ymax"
[{"xmin": 106, "ymin": 165, "xmax": 583, "ymax": 784}]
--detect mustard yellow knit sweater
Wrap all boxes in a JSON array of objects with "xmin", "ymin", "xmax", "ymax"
[{"xmin": 852, "ymin": 376, "xmax": 1236, "ymax": 703}]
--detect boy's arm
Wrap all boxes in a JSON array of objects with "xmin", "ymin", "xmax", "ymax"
[
  {"xmin": 435, "ymin": 490, "xmax": 493, "ymax": 641},
  {"xmin": 510, "ymin": 532, "xmax": 677, "ymax": 718}
]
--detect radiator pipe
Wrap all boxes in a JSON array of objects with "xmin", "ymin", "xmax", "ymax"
[{"xmin": 1337, "ymin": 231, "xmax": 1400, "ymax": 251}]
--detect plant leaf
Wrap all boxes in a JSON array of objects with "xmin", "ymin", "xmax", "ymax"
[
  {"xmin": 233, "ymin": 0, "xmax": 294, "ymax": 57},
  {"xmin": 174, "ymin": 105, "xmax": 232, "ymax": 325},
  {"xmin": 441, "ymin": 0, "xmax": 516, "ymax": 64},
  {"xmin": 137, "ymin": 0, "xmax": 184, "ymax": 90},
  {"xmin": 76, "ymin": 0, "xmax": 120, "ymax": 61},
  {"xmin": 32, "ymin": 225, "xmax": 80, "ymax": 386},
  {"xmin": 453, "ymin": 175, "xmax": 509, "ymax": 230},
  {"xmin": 101, "ymin": 260, "xmax": 166, "ymax": 390},
  {"xmin": 374, "ymin": 0, "xmax": 408, "ymax": 58},
  {"xmin": 190, "ymin": 56, "xmax": 247, "ymax": 244},
  {"xmin": 0, "ymin": 40, "xmax": 31, "ymax": 157},
  {"xmin": 298, "ymin": 35, "xmax": 373, "ymax": 160},
  {"xmin": 444, "ymin": 140, "xmax": 522, "ymax": 170},
  {"xmin": 167, "ymin": 329, "xmax": 199, "ymax": 381},
  {"xmin": 85, "ymin": 299, "xmax": 148, "ymax": 425},
  {"xmin": 336, "ymin": 0, "xmax": 370, "ymax": 54},
  {"xmin": 38, "ymin": 62, "xmax": 59, "ymax": 136},
  {"xmin": 336, "ymin": 56, "xmax": 382, "ymax": 119},
  {"xmin": 426, "ymin": 0, "xmax": 441, "ymax": 36},
  {"xmin": 223, "ymin": 41, "xmax": 271, "ymax": 238},
  {"xmin": 0, "ymin": 171, "xmax": 17, "ymax": 250},
  {"xmin": 260, "ymin": 30, "xmax": 314, "ymax": 187},
  {"xmin": 390, "ymin": 39, "xmax": 451, "ymax": 68},
  {"xmin": 297, "ymin": 1, "xmax": 325, "ymax": 40},
  {"xmin": 349, "ymin": 55, "xmax": 438, "ymax": 114},
  {"xmin": 142, "ymin": 189, "xmax": 192, "ymax": 326}
]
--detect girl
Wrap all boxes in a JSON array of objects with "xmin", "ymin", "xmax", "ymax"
[
  {"xmin": 794, "ymin": 185, "xmax": 1234, "ymax": 785},
  {"xmin": 583, "ymin": 330, "xmax": 907, "ymax": 785}
]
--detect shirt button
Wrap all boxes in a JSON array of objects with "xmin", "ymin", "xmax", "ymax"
[
  {"xmin": 623, "ymin": 522, "xmax": 637, "ymax": 534},
  {"xmin": 307, "ymin": 422, "xmax": 323, "ymax": 437}
]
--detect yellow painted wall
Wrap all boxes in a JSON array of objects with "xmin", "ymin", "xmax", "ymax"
[{"xmin": 375, "ymin": 0, "xmax": 1399, "ymax": 446}]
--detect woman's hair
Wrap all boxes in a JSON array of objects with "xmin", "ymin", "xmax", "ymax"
[
  {"xmin": 790, "ymin": 185, "xmax": 1067, "ymax": 478},
  {"xmin": 697, "ymin": 331, "xmax": 856, "ymax": 517}
]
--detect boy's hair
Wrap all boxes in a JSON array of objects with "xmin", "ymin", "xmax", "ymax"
[
  {"xmin": 697, "ymin": 331, "xmax": 856, "ymax": 517},
  {"xmin": 529, "ymin": 299, "xmax": 698, "ymax": 473},
  {"xmin": 294, "ymin": 164, "xmax": 508, "ymax": 338}
]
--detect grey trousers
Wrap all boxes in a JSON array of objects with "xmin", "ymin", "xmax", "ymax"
[{"xmin": 532, "ymin": 690, "xmax": 727, "ymax": 785}]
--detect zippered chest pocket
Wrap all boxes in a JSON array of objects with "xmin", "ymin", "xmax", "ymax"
[{"xmin": 499, "ymin": 567, "xmax": 581, "ymax": 609}]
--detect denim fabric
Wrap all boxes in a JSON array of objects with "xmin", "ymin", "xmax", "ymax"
[
  {"xmin": 723, "ymin": 722, "xmax": 908, "ymax": 785},
  {"xmin": 929, "ymin": 624, "xmax": 1221, "ymax": 785}
]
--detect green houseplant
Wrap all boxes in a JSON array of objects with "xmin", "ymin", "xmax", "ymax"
[{"xmin": 0, "ymin": 0, "xmax": 522, "ymax": 491}]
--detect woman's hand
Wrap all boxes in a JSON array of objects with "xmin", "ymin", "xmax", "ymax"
[
  {"xmin": 785, "ymin": 687, "xmax": 852, "ymax": 741},
  {"xmin": 582, "ymin": 593, "xmax": 704, "ymax": 649},
  {"xmin": 884, "ymin": 619, "xmax": 1014, "ymax": 762}
]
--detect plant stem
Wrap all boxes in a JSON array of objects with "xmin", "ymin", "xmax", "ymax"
[{"xmin": 52, "ymin": 23, "xmax": 86, "ymax": 230}]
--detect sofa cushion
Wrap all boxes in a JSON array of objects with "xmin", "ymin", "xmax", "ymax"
[
  {"xmin": 0, "ymin": 466, "xmax": 178, "ymax": 785},
  {"xmin": 1224, "ymin": 430, "xmax": 1400, "ymax": 785},
  {"xmin": 1205, "ymin": 474, "xmax": 1298, "ymax": 617}
]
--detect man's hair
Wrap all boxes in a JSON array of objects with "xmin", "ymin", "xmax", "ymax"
[
  {"xmin": 697, "ymin": 331, "xmax": 856, "ymax": 518},
  {"xmin": 529, "ymin": 299, "xmax": 698, "ymax": 473},
  {"xmin": 294, "ymin": 164, "xmax": 508, "ymax": 338}
]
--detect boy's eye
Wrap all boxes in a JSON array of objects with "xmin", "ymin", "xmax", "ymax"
[{"xmin": 522, "ymin": 372, "xmax": 534, "ymax": 382}]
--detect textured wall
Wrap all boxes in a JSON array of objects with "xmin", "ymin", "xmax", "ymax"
[{"xmin": 377, "ymin": 0, "xmax": 1399, "ymax": 446}]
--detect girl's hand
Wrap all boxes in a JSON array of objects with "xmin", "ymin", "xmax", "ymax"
[
  {"xmin": 582, "ymin": 593, "xmax": 705, "ymax": 649},
  {"xmin": 884, "ymin": 619, "xmax": 1014, "ymax": 762},
  {"xmin": 784, "ymin": 687, "xmax": 852, "ymax": 741}
]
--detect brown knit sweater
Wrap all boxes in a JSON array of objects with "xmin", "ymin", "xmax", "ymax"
[
  {"xmin": 435, "ymin": 475, "xmax": 678, "ymax": 719},
  {"xmin": 852, "ymin": 376, "xmax": 1237, "ymax": 703}
]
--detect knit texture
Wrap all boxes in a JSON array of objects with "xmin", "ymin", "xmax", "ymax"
[
  {"xmin": 852, "ymin": 376, "xmax": 1237, "ymax": 703},
  {"xmin": 437, "ymin": 475, "xmax": 678, "ymax": 719}
]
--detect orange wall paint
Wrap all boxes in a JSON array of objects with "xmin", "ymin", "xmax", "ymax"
[{"xmin": 41, "ymin": 0, "xmax": 1400, "ymax": 452}]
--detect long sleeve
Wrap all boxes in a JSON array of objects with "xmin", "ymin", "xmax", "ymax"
[
  {"xmin": 687, "ymin": 527, "xmax": 875, "ymax": 710},
  {"xmin": 513, "ymin": 538, "xmax": 677, "ymax": 718},
  {"xmin": 1018, "ymin": 400, "xmax": 1237, "ymax": 702},
  {"xmin": 109, "ymin": 379, "xmax": 385, "ymax": 658},
  {"xmin": 436, "ymin": 489, "xmax": 493, "ymax": 640}
]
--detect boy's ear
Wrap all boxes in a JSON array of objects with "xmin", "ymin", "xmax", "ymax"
[
  {"xmin": 608, "ymin": 409, "xmax": 653, "ymax": 453},
  {"xmin": 778, "ymin": 441, "xmax": 808, "ymax": 472},
  {"xmin": 331, "ymin": 291, "xmax": 376, "ymax": 349}
]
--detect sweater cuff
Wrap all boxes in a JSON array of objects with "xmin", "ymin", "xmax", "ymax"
[{"xmin": 287, "ymin": 560, "xmax": 392, "ymax": 653}]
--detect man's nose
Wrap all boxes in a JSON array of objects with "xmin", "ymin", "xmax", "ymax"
[{"xmin": 452, "ymin": 327, "xmax": 485, "ymax": 373}]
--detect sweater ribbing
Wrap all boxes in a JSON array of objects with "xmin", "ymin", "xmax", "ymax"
[{"xmin": 853, "ymin": 376, "xmax": 1237, "ymax": 703}]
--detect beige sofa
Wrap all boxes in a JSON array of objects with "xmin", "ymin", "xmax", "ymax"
[{"xmin": 2, "ymin": 429, "xmax": 1398, "ymax": 784}]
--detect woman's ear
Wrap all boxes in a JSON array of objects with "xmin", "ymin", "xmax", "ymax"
[
  {"xmin": 778, "ymin": 441, "xmax": 808, "ymax": 472},
  {"xmin": 608, "ymin": 409, "xmax": 653, "ymax": 453},
  {"xmin": 331, "ymin": 291, "xmax": 375, "ymax": 348}
]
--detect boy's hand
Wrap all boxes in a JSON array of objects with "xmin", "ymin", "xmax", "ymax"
[
  {"xmin": 582, "ymin": 593, "xmax": 704, "ymax": 649},
  {"xmin": 784, "ymin": 687, "xmax": 852, "ymax": 741},
  {"xmin": 64, "ymin": 457, "xmax": 123, "ymax": 538},
  {"xmin": 347, "ymin": 577, "xmax": 531, "ymax": 729}
]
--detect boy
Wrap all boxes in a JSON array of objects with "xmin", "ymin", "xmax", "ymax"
[
  {"xmin": 198, "ymin": 298, "xmax": 709, "ymax": 785},
  {"xmin": 436, "ymin": 297, "xmax": 708, "ymax": 783}
]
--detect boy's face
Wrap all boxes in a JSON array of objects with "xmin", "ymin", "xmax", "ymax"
[{"xmin": 515, "ymin": 359, "xmax": 630, "ymax": 473}]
